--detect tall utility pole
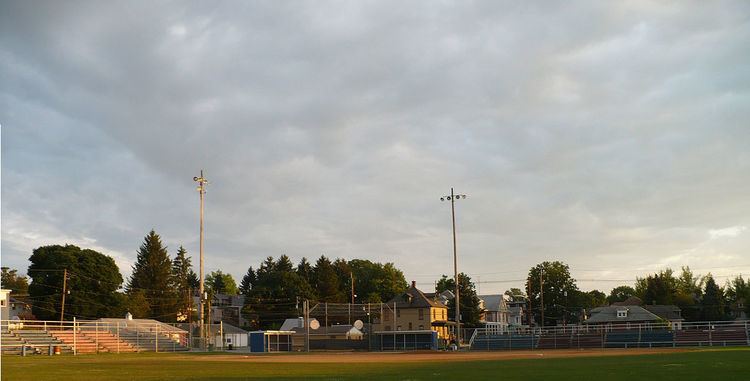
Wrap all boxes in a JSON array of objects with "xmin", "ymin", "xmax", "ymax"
[
  {"xmin": 539, "ymin": 269, "xmax": 544, "ymax": 328},
  {"xmin": 350, "ymin": 272, "xmax": 355, "ymax": 304},
  {"xmin": 441, "ymin": 188, "xmax": 466, "ymax": 346},
  {"xmin": 60, "ymin": 269, "xmax": 68, "ymax": 321},
  {"xmin": 193, "ymin": 171, "xmax": 209, "ymax": 349}
]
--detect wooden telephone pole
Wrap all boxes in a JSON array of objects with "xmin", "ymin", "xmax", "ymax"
[{"xmin": 60, "ymin": 269, "xmax": 68, "ymax": 321}]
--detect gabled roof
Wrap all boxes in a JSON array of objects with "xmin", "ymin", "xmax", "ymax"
[
  {"xmin": 385, "ymin": 281, "xmax": 446, "ymax": 309},
  {"xmin": 478, "ymin": 294, "xmax": 508, "ymax": 312},
  {"xmin": 612, "ymin": 296, "xmax": 643, "ymax": 306},
  {"xmin": 643, "ymin": 305, "xmax": 683, "ymax": 321},
  {"xmin": 207, "ymin": 323, "xmax": 247, "ymax": 335},
  {"xmin": 585, "ymin": 306, "xmax": 661, "ymax": 324}
]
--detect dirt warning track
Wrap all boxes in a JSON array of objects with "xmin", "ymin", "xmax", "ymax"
[{"xmin": 187, "ymin": 348, "xmax": 693, "ymax": 363}]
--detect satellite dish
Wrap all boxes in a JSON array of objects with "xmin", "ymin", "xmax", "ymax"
[
  {"xmin": 309, "ymin": 319, "xmax": 320, "ymax": 330},
  {"xmin": 353, "ymin": 320, "xmax": 364, "ymax": 330}
]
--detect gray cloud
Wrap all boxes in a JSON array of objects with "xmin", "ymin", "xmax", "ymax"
[{"xmin": 2, "ymin": 1, "xmax": 750, "ymax": 294}]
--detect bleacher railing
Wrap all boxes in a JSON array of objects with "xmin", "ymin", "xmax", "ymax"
[
  {"xmin": 471, "ymin": 320, "xmax": 749, "ymax": 351},
  {"xmin": 1, "ymin": 319, "xmax": 189, "ymax": 356}
]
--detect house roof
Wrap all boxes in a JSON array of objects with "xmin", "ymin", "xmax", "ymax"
[
  {"xmin": 643, "ymin": 305, "xmax": 684, "ymax": 321},
  {"xmin": 478, "ymin": 294, "xmax": 508, "ymax": 312},
  {"xmin": 612, "ymin": 296, "xmax": 643, "ymax": 306},
  {"xmin": 291, "ymin": 324, "xmax": 363, "ymax": 335},
  {"xmin": 585, "ymin": 306, "xmax": 661, "ymax": 324},
  {"xmin": 385, "ymin": 281, "xmax": 446, "ymax": 309},
  {"xmin": 208, "ymin": 323, "xmax": 247, "ymax": 335}
]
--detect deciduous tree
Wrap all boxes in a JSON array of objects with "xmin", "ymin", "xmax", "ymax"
[{"xmin": 28, "ymin": 245, "xmax": 123, "ymax": 320}]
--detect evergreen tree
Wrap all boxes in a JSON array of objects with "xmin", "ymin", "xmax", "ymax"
[
  {"xmin": 296, "ymin": 258, "xmax": 313, "ymax": 285},
  {"xmin": 187, "ymin": 270, "xmax": 199, "ymax": 289},
  {"xmin": 127, "ymin": 230, "xmax": 177, "ymax": 321},
  {"xmin": 239, "ymin": 266, "xmax": 256, "ymax": 295},
  {"xmin": 313, "ymin": 255, "xmax": 342, "ymax": 302},
  {"xmin": 206, "ymin": 270, "xmax": 238, "ymax": 295},
  {"xmin": 701, "ymin": 275, "xmax": 725, "ymax": 321},
  {"xmin": 276, "ymin": 255, "xmax": 294, "ymax": 273},
  {"xmin": 333, "ymin": 258, "xmax": 353, "ymax": 301},
  {"xmin": 170, "ymin": 246, "xmax": 194, "ymax": 321}
]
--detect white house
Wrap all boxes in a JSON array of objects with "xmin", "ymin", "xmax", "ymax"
[{"xmin": 0, "ymin": 289, "xmax": 10, "ymax": 321}]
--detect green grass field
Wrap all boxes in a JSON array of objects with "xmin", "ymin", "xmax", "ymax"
[{"xmin": 2, "ymin": 348, "xmax": 749, "ymax": 381}]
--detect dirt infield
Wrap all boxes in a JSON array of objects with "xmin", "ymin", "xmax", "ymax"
[{"xmin": 188, "ymin": 348, "xmax": 693, "ymax": 363}]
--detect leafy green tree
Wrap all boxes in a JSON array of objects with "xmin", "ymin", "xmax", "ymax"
[
  {"xmin": 504, "ymin": 288, "xmax": 526, "ymax": 301},
  {"xmin": 28, "ymin": 245, "xmax": 123, "ymax": 320},
  {"xmin": 701, "ymin": 275, "xmax": 725, "ymax": 321},
  {"xmin": 126, "ymin": 230, "xmax": 177, "ymax": 321},
  {"xmin": 206, "ymin": 270, "xmax": 238, "ymax": 295},
  {"xmin": 239, "ymin": 266, "xmax": 256, "ymax": 295},
  {"xmin": 170, "ymin": 246, "xmax": 194, "ymax": 320},
  {"xmin": 379, "ymin": 263, "xmax": 408, "ymax": 302},
  {"xmin": 1, "ymin": 267, "xmax": 29, "ymax": 295},
  {"xmin": 525, "ymin": 261, "xmax": 579, "ymax": 326},
  {"xmin": 348, "ymin": 259, "xmax": 407, "ymax": 303},
  {"xmin": 676, "ymin": 266, "xmax": 704, "ymax": 297},
  {"xmin": 607, "ymin": 285, "xmax": 636, "ymax": 305},
  {"xmin": 436, "ymin": 273, "xmax": 482, "ymax": 328},
  {"xmin": 580, "ymin": 290, "xmax": 607, "ymax": 309},
  {"xmin": 674, "ymin": 266, "xmax": 703, "ymax": 321}
]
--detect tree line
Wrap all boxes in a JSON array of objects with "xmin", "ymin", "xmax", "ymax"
[
  {"xmin": 510, "ymin": 261, "xmax": 750, "ymax": 326},
  {"xmin": 238, "ymin": 255, "xmax": 408, "ymax": 329},
  {"xmin": 12, "ymin": 233, "xmax": 749, "ymax": 327},
  {"xmin": 18, "ymin": 229, "xmax": 411, "ymax": 327}
]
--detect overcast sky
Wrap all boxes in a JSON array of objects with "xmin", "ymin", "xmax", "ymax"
[{"xmin": 2, "ymin": 1, "xmax": 749, "ymax": 295}]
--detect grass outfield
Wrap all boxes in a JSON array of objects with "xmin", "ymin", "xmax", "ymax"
[{"xmin": 2, "ymin": 348, "xmax": 749, "ymax": 381}]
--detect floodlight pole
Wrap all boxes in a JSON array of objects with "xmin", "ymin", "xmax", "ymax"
[
  {"xmin": 441, "ymin": 188, "xmax": 466, "ymax": 347},
  {"xmin": 194, "ymin": 170, "xmax": 209, "ymax": 350}
]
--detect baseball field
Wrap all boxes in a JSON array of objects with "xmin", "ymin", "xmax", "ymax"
[{"xmin": 2, "ymin": 347, "xmax": 749, "ymax": 380}]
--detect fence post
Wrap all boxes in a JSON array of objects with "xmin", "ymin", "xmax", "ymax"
[
  {"xmin": 73, "ymin": 317, "xmax": 77, "ymax": 356},
  {"xmin": 95, "ymin": 321, "xmax": 99, "ymax": 354},
  {"xmin": 117, "ymin": 323, "xmax": 120, "ymax": 354},
  {"xmin": 155, "ymin": 324, "xmax": 159, "ymax": 353}
]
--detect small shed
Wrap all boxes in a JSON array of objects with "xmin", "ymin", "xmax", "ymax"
[
  {"xmin": 249, "ymin": 330, "xmax": 294, "ymax": 353},
  {"xmin": 209, "ymin": 323, "xmax": 248, "ymax": 348}
]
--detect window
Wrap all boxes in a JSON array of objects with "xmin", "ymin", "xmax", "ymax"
[
  {"xmin": 397, "ymin": 325, "xmax": 401, "ymax": 331},
  {"xmin": 419, "ymin": 309, "xmax": 424, "ymax": 320},
  {"xmin": 408, "ymin": 322, "xmax": 412, "ymax": 330},
  {"xmin": 0, "ymin": 300, "xmax": 5, "ymax": 307},
  {"xmin": 617, "ymin": 310, "xmax": 628, "ymax": 318}
]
